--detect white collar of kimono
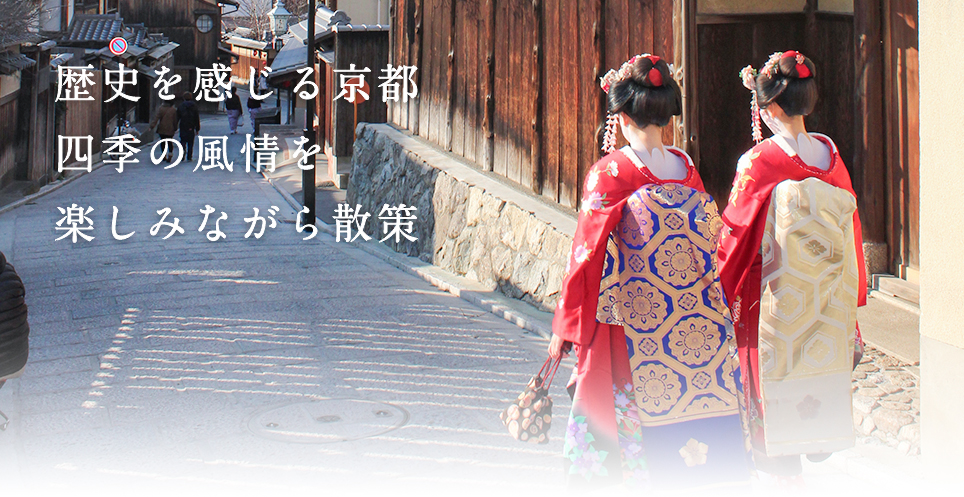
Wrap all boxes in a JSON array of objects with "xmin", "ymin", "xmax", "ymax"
[
  {"xmin": 771, "ymin": 132, "xmax": 837, "ymax": 170},
  {"xmin": 620, "ymin": 145, "xmax": 693, "ymax": 176}
]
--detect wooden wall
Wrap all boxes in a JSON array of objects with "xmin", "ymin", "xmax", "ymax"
[
  {"xmin": 64, "ymin": 70, "xmax": 104, "ymax": 163},
  {"xmin": 388, "ymin": 0, "xmax": 678, "ymax": 210},
  {"xmin": 695, "ymin": 11, "xmax": 855, "ymax": 209},
  {"xmin": 0, "ymin": 95, "xmax": 18, "ymax": 186},
  {"xmin": 119, "ymin": 0, "xmax": 221, "ymax": 98},
  {"xmin": 331, "ymin": 31, "xmax": 390, "ymax": 157},
  {"xmin": 881, "ymin": 0, "xmax": 919, "ymax": 275},
  {"xmin": 232, "ymin": 48, "xmax": 268, "ymax": 84}
]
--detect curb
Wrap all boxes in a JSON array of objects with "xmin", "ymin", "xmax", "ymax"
[
  {"xmin": 0, "ymin": 162, "xmax": 109, "ymax": 217},
  {"xmin": 868, "ymin": 289, "xmax": 921, "ymax": 316},
  {"xmin": 259, "ymin": 171, "xmax": 555, "ymax": 340}
]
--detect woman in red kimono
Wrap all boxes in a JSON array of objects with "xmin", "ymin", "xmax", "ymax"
[
  {"xmin": 717, "ymin": 51, "xmax": 868, "ymax": 480},
  {"xmin": 548, "ymin": 54, "xmax": 751, "ymax": 491}
]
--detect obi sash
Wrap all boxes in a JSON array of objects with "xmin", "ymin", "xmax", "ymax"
[
  {"xmin": 596, "ymin": 183, "xmax": 740, "ymax": 425},
  {"xmin": 755, "ymin": 177, "xmax": 858, "ymax": 455}
]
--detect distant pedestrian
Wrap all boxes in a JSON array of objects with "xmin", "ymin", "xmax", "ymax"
[
  {"xmin": 226, "ymin": 92, "xmax": 243, "ymax": 134},
  {"xmin": 176, "ymin": 92, "xmax": 201, "ymax": 161},
  {"xmin": 246, "ymin": 94, "xmax": 262, "ymax": 132},
  {"xmin": 149, "ymin": 100, "xmax": 178, "ymax": 162}
]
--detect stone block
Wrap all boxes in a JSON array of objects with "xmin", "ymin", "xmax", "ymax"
[
  {"xmin": 465, "ymin": 188, "xmax": 483, "ymax": 227},
  {"xmin": 859, "ymin": 415, "xmax": 876, "ymax": 436},
  {"xmin": 898, "ymin": 423, "xmax": 921, "ymax": 444},
  {"xmin": 852, "ymin": 394, "xmax": 877, "ymax": 415},
  {"xmin": 879, "ymin": 401, "xmax": 912, "ymax": 411},
  {"xmin": 872, "ymin": 409, "xmax": 914, "ymax": 436},
  {"xmin": 878, "ymin": 382, "xmax": 903, "ymax": 395},
  {"xmin": 348, "ymin": 123, "xmax": 578, "ymax": 312},
  {"xmin": 860, "ymin": 387, "xmax": 886, "ymax": 398}
]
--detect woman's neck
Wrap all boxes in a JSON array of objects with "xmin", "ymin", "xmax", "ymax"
[
  {"xmin": 624, "ymin": 124, "xmax": 666, "ymax": 153},
  {"xmin": 776, "ymin": 115, "xmax": 808, "ymax": 140}
]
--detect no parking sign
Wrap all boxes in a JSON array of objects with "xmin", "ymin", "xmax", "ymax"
[{"xmin": 109, "ymin": 37, "xmax": 128, "ymax": 56}]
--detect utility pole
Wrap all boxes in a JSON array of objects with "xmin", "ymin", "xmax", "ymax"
[{"xmin": 303, "ymin": 0, "xmax": 317, "ymax": 224}]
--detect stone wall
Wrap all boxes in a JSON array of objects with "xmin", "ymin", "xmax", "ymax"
[{"xmin": 348, "ymin": 123, "xmax": 577, "ymax": 312}]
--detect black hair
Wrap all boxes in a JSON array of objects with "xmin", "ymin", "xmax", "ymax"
[
  {"xmin": 755, "ymin": 51, "xmax": 818, "ymax": 116},
  {"xmin": 606, "ymin": 56, "xmax": 682, "ymax": 127}
]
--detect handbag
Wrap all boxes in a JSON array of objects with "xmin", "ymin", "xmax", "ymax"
[{"xmin": 500, "ymin": 355, "xmax": 562, "ymax": 444}]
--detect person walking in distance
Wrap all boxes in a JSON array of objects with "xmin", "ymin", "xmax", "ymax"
[
  {"xmin": 176, "ymin": 92, "xmax": 201, "ymax": 161},
  {"xmin": 246, "ymin": 93, "xmax": 262, "ymax": 132},
  {"xmin": 226, "ymin": 90, "xmax": 243, "ymax": 134},
  {"xmin": 149, "ymin": 100, "xmax": 178, "ymax": 162}
]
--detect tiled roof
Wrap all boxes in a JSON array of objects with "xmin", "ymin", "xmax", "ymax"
[
  {"xmin": 64, "ymin": 14, "xmax": 122, "ymax": 44},
  {"xmin": 0, "ymin": 52, "xmax": 36, "ymax": 75},
  {"xmin": 225, "ymin": 36, "xmax": 269, "ymax": 51}
]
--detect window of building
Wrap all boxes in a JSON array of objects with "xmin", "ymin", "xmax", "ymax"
[{"xmin": 196, "ymin": 14, "xmax": 214, "ymax": 33}]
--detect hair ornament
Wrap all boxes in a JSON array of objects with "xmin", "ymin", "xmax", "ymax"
[
  {"xmin": 739, "ymin": 65, "xmax": 763, "ymax": 143},
  {"xmin": 602, "ymin": 113, "xmax": 619, "ymax": 155},
  {"xmin": 786, "ymin": 50, "xmax": 811, "ymax": 78},
  {"xmin": 599, "ymin": 54, "xmax": 671, "ymax": 153}
]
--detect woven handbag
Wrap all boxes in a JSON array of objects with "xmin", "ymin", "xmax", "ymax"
[{"xmin": 500, "ymin": 356, "xmax": 562, "ymax": 444}]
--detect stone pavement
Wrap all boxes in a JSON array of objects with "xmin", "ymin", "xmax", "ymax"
[
  {"xmin": 0, "ymin": 114, "xmax": 570, "ymax": 496},
  {"xmin": 0, "ymin": 112, "xmax": 927, "ymax": 496}
]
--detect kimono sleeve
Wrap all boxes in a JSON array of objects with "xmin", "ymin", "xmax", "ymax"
[
  {"xmin": 717, "ymin": 150, "xmax": 769, "ymax": 312},
  {"xmin": 552, "ymin": 158, "xmax": 636, "ymax": 346}
]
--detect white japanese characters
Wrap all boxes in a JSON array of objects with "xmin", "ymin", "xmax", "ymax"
[
  {"xmin": 104, "ymin": 65, "xmax": 140, "ymax": 103},
  {"xmin": 56, "ymin": 204, "xmax": 417, "ymax": 245},
  {"xmin": 194, "ymin": 63, "xmax": 233, "ymax": 101},
  {"xmin": 58, "ymin": 136, "xmax": 94, "ymax": 172},
  {"xmin": 56, "ymin": 65, "xmax": 96, "ymax": 101},
  {"xmin": 333, "ymin": 203, "xmax": 418, "ymax": 244},
  {"xmin": 379, "ymin": 65, "xmax": 419, "ymax": 103}
]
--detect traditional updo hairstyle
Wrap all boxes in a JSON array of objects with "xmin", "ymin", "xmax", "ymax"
[
  {"xmin": 755, "ymin": 50, "xmax": 818, "ymax": 116},
  {"xmin": 606, "ymin": 56, "xmax": 682, "ymax": 127},
  {"xmin": 600, "ymin": 55, "xmax": 681, "ymax": 153}
]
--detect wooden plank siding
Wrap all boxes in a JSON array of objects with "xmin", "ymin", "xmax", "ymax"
[
  {"xmin": 331, "ymin": 31, "xmax": 390, "ymax": 157},
  {"xmin": 391, "ymin": 0, "xmax": 678, "ymax": 210},
  {"xmin": 694, "ymin": 13, "xmax": 855, "ymax": 210},
  {"xmin": 882, "ymin": 0, "xmax": 920, "ymax": 274},
  {"xmin": 0, "ymin": 96, "xmax": 18, "ymax": 186}
]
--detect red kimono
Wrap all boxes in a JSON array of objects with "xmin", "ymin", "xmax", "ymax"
[
  {"xmin": 553, "ymin": 147, "xmax": 750, "ymax": 490},
  {"xmin": 717, "ymin": 134, "xmax": 867, "ymax": 468}
]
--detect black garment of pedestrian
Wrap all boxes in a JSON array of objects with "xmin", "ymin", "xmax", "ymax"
[
  {"xmin": 225, "ymin": 94, "xmax": 243, "ymax": 112},
  {"xmin": 246, "ymin": 96, "xmax": 262, "ymax": 110},
  {"xmin": 180, "ymin": 129, "xmax": 196, "ymax": 161},
  {"xmin": 177, "ymin": 100, "xmax": 201, "ymax": 133}
]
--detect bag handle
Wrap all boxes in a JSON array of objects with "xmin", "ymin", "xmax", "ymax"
[{"xmin": 541, "ymin": 355, "xmax": 563, "ymax": 390}]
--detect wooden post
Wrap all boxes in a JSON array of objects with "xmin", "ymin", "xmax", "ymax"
[
  {"xmin": 593, "ymin": 0, "xmax": 606, "ymax": 158},
  {"xmin": 854, "ymin": 0, "xmax": 887, "ymax": 248},
  {"xmin": 482, "ymin": 0, "xmax": 496, "ymax": 172},
  {"xmin": 387, "ymin": 0, "xmax": 395, "ymax": 124},
  {"xmin": 673, "ymin": 0, "xmax": 685, "ymax": 148},
  {"xmin": 411, "ymin": 0, "xmax": 424, "ymax": 135},
  {"xmin": 531, "ymin": 0, "xmax": 543, "ymax": 194},
  {"xmin": 681, "ymin": 0, "xmax": 699, "ymax": 168},
  {"xmin": 804, "ymin": 0, "xmax": 818, "ymax": 61},
  {"xmin": 446, "ymin": 0, "xmax": 457, "ymax": 151}
]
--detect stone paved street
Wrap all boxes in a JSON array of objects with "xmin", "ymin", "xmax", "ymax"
[
  {"xmin": 0, "ymin": 113, "xmax": 928, "ymax": 496},
  {"xmin": 853, "ymin": 345, "xmax": 921, "ymax": 455},
  {"xmin": 0, "ymin": 114, "xmax": 569, "ymax": 496}
]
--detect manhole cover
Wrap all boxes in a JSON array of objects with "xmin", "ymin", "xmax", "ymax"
[{"xmin": 247, "ymin": 399, "xmax": 408, "ymax": 444}]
